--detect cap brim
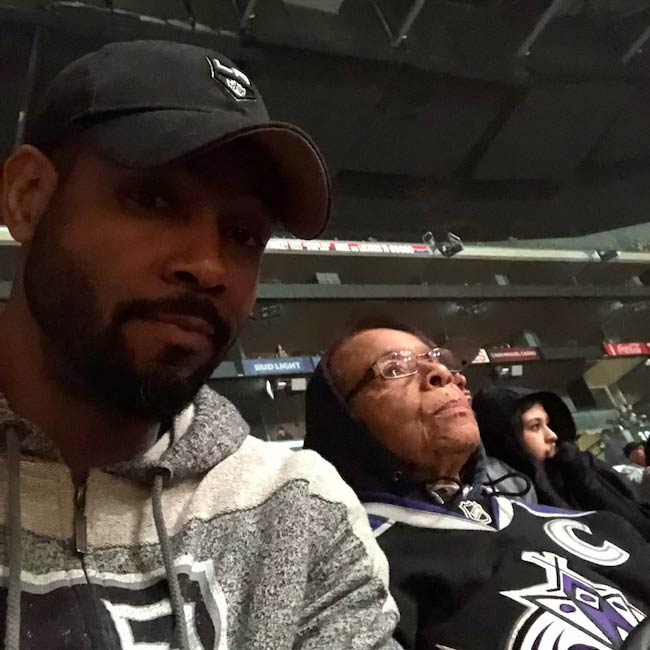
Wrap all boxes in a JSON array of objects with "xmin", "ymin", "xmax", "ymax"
[{"xmin": 85, "ymin": 109, "xmax": 330, "ymax": 239}]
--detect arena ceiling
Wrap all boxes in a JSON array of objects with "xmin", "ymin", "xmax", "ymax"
[{"xmin": 2, "ymin": 0, "xmax": 650, "ymax": 242}]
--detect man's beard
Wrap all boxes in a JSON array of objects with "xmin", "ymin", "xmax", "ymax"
[{"xmin": 23, "ymin": 214, "xmax": 234, "ymax": 422}]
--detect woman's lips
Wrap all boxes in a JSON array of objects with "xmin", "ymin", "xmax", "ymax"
[{"xmin": 432, "ymin": 398, "xmax": 470, "ymax": 416}]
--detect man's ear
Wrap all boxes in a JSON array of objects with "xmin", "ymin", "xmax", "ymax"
[{"xmin": 0, "ymin": 145, "xmax": 59, "ymax": 244}]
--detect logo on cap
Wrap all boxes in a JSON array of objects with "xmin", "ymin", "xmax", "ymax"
[{"xmin": 207, "ymin": 57, "xmax": 256, "ymax": 102}]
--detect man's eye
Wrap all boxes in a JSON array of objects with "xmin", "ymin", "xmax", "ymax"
[
  {"xmin": 126, "ymin": 189, "xmax": 174, "ymax": 213},
  {"xmin": 225, "ymin": 226, "xmax": 264, "ymax": 249}
]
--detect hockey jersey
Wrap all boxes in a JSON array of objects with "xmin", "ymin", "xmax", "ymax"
[{"xmin": 367, "ymin": 492, "xmax": 649, "ymax": 650}]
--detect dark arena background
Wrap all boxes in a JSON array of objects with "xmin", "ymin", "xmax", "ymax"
[{"xmin": 2, "ymin": 0, "xmax": 650, "ymax": 457}]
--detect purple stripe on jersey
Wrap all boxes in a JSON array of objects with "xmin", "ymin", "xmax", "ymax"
[
  {"xmin": 359, "ymin": 491, "xmax": 451, "ymax": 515},
  {"xmin": 367, "ymin": 514, "xmax": 389, "ymax": 531}
]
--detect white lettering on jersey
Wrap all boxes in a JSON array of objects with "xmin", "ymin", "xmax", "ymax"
[
  {"xmin": 503, "ymin": 551, "xmax": 645, "ymax": 650},
  {"xmin": 544, "ymin": 519, "xmax": 629, "ymax": 567}
]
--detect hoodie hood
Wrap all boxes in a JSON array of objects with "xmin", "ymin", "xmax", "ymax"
[
  {"xmin": 303, "ymin": 362, "xmax": 488, "ymax": 500},
  {"xmin": 0, "ymin": 385, "xmax": 250, "ymax": 485},
  {"xmin": 472, "ymin": 386, "xmax": 576, "ymax": 507},
  {"xmin": 109, "ymin": 386, "xmax": 250, "ymax": 484},
  {"xmin": 472, "ymin": 386, "xmax": 576, "ymax": 469}
]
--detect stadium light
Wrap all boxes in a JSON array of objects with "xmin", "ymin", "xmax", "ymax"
[
  {"xmin": 437, "ymin": 232, "xmax": 464, "ymax": 258},
  {"xmin": 597, "ymin": 249, "xmax": 619, "ymax": 262},
  {"xmin": 422, "ymin": 231, "xmax": 435, "ymax": 248}
]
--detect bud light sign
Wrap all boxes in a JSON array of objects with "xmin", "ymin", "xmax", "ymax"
[{"xmin": 242, "ymin": 357, "xmax": 315, "ymax": 376}]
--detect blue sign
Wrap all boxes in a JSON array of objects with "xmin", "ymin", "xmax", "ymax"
[{"xmin": 242, "ymin": 357, "xmax": 314, "ymax": 376}]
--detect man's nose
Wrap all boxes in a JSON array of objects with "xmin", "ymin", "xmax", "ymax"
[
  {"xmin": 163, "ymin": 222, "xmax": 228, "ymax": 292},
  {"xmin": 421, "ymin": 362, "xmax": 454, "ymax": 389}
]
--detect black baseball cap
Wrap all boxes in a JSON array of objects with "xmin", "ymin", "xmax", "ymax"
[{"xmin": 26, "ymin": 40, "xmax": 330, "ymax": 239}]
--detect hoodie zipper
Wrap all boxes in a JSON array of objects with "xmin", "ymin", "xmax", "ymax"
[{"xmin": 74, "ymin": 481, "xmax": 88, "ymax": 555}]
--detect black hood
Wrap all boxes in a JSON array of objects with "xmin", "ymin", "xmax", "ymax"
[
  {"xmin": 473, "ymin": 386, "xmax": 576, "ymax": 460},
  {"xmin": 303, "ymin": 361, "xmax": 488, "ymax": 500},
  {"xmin": 472, "ymin": 386, "xmax": 577, "ymax": 506}
]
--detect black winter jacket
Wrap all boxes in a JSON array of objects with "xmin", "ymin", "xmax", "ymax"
[{"xmin": 473, "ymin": 386, "xmax": 650, "ymax": 541}]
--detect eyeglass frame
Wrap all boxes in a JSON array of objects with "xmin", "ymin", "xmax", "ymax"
[{"xmin": 344, "ymin": 347, "xmax": 462, "ymax": 402}]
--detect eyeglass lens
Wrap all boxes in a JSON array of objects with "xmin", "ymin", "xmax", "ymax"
[{"xmin": 376, "ymin": 348, "xmax": 459, "ymax": 379}]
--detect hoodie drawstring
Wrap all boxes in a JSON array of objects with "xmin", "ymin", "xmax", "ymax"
[
  {"xmin": 4, "ymin": 427, "xmax": 23, "ymax": 650},
  {"xmin": 2, "ymin": 424, "xmax": 194, "ymax": 650},
  {"xmin": 152, "ymin": 473, "xmax": 190, "ymax": 650},
  {"xmin": 484, "ymin": 471, "xmax": 533, "ymax": 499}
]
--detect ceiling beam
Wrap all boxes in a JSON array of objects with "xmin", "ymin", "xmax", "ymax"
[
  {"xmin": 622, "ymin": 24, "xmax": 650, "ymax": 64},
  {"xmin": 239, "ymin": 0, "xmax": 258, "ymax": 31},
  {"xmin": 14, "ymin": 25, "xmax": 41, "ymax": 148},
  {"xmin": 517, "ymin": 0, "xmax": 569, "ymax": 58},
  {"xmin": 256, "ymin": 283, "xmax": 650, "ymax": 302},
  {"xmin": 182, "ymin": 0, "xmax": 196, "ymax": 26},
  {"xmin": 391, "ymin": 0, "xmax": 427, "ymax": 48},
  {"xmin": 372, "ymin": 0, "xmax": 428, "ymax": 48}
]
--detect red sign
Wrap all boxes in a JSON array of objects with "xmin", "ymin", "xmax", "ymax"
[
  {"xmin": 488, "ymin": 347, "xmax": 539, "ymax": 363},
  {"xmin": 603, "ymin": 342, "xmax": 650, "ymax": 357},
  {"xmin": 266, "ymin": 238, "xmax": 432, "ymax": 256},
  {"xmin": 472, "ymin": 348, "xmax": 490, "ymax": 365}
]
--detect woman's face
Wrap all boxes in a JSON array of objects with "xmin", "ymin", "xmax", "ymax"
[{"xmin": 521, "ymin": 403, "xmax": 558, "ymax": 461}]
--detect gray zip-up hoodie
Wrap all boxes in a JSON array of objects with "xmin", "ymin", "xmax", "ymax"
[{"xmin": 0, "ymin": 386, "xmax": 399, "ymax": 650}]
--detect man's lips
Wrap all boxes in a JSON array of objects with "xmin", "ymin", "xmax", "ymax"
[{"xmin": 147, "ymin": 314, "xmax": 215, "ymax": 339}]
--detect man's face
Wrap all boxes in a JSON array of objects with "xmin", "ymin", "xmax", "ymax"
[
  {"xmin": 329, "ymin": 328, "xmax": 480, "ymax": 474},
  {"xmin": 629, "ymin": 445, "xmax": 646, "ymax": 467},
  {"xmin": 22, "ymin": 140, "xmax": 275, "ymax": 420}
]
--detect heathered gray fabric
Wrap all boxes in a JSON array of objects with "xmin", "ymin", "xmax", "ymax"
[
  {"xmin": 107, "ymin": 386, "xmax": 250, "ymax": 484},
  {"xmin": 0, "ymin": 387, "xmax": 400, "ymax": 649},
  {"xmin": 485, "ymin": 456, "xmax": 538, "ymax": 503}
]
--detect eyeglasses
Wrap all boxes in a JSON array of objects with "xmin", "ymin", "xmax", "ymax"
[{"xmin": 345, "ymin": 347, "xmax": 461, "ymax": 401}]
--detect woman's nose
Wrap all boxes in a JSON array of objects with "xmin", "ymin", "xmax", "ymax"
[{"xmin": 422, "ymin": 362, "xmax": 454, "ymax": 389}]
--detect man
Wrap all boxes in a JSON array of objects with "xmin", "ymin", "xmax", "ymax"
[
  {"xmin": 613, "ymin": 442, "xmax": 650, "ymax": 502},
  {"xmin": 304, "ymin": 321, "xmax": 650, "ymax": 650},
  {"xmin": 624, "ymin": 442, "xmax": 646, "ymax": 468},
  {"xmin": 0, "ymin": 41, "xmax": 399, "ymax": 650}
]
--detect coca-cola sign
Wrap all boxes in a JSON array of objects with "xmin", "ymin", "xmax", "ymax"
[{"xmin": 603, "ymin": 342, "xmax": 650, "ymax": 357}]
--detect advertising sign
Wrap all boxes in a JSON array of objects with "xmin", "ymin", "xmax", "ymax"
[
  {"xmin": 603, "ymin": 342, "xmax": 650, "ymax": 357},
  {"xmin": 242, "ymin": 357, "xmax": 315, "ymax": 376},
  {"xmin": 487, "ymin": 347, "xmax": 539, "ymax": 363},
  {"xmin": 472, "ymin": 348, "xmax": 490, "ymax": 364},
  {"xmin": 266, "ymin": 238, "xmax": 431, "ymax": 256}
]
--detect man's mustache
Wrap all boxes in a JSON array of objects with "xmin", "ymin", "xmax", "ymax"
[{"xmin": 113, "ymin": 295, "xmax": 233, "ymax": 348}]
